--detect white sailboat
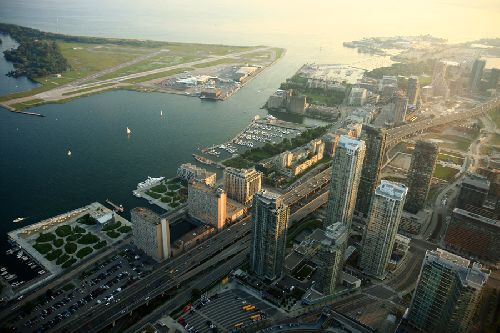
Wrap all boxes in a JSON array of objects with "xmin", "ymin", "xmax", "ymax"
[{"xmin": 126, "ymin": 127, "xmax": 132, "ymax": 135}]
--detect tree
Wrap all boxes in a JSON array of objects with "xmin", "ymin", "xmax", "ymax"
[{"xmin": 191, "ymin": 288, "xmax": 201, "ymax": 299}]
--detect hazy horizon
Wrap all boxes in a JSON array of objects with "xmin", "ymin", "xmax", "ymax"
[{"xmin": 1, "ymin": 0, "xmax": 499, "ymax": 47}]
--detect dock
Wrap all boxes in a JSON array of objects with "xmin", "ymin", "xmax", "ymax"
[{"xmin": 105, "ymin": 199, "xmax": 124, "ymax": 212}]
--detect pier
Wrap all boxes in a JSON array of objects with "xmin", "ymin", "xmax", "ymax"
[
  {"xmin": 0, "ymin": 104, "xmax": 45, "ymax": 117},
  {"xmin": 105, "ymin": 199, "xmax": 124, "ymax": 212}
]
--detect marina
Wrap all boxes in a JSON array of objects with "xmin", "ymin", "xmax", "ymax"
[{"xmin": 199, "ymin": 115, "xmax": 306, "ymax": 161}]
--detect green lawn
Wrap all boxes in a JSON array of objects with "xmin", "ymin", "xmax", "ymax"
[
  {"xmin": 192, "ymin": 58, "xmax": 238, "ymax": 68},
  {"xmin": 438, "ymin": 152, "xmax": 464, "ymax": 165},
  {"xmin": 434, "ymin": 164, "xmax": 459, "ymax": 181}
]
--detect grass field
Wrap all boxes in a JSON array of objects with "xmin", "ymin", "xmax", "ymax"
[
  {"xmin": 0, "ymin": 35, "xmax": 276, "ymax": 107},
  {"xmin": 434, "ymin": 164, "xmax": 459, "ymax": 181},
  {"xmin": 438, "ymin": 152, "xmax": 464, "ymax": 165}
]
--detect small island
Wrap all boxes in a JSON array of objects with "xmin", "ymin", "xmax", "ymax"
[{"xmin": 0, "ymin": 23, "xmax": 285, "ymax": 112}]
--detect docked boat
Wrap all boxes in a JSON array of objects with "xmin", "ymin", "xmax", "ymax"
[
  {"xmin": 1, "ymin": 271, "xmax": 7, "ymax": 276},
  {"xmin": 21, "ymin": 256, "xmax": 28, "ymax": 261},
  {"xmin": 38, "ymin": 270, "xmax": 46, "ymax": 275},
  {"xmin": 5, "ymin": 274, "xmax": 17, "ymax": 281},
  {"xmin": 136, "ymin": 176, "xmax": 164, "ymax": 190},
  {"xmin": 12, "ymin": 217, "xmax": 26, "ymax": 223}
]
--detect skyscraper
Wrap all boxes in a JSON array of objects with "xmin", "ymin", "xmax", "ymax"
[
  {"xmin": 405, "ymin": 140, "xmax": 439, "ymax": 213},
  {"xmin": 393, "ymin": 92, "xmax": 408, "ymax": 125},
  {"xmin": 325, "ymin": 135, "xmax": 365, "ymax": 228},
  {"xmin": 488, "ymin": 68, "xmax": 499, "ymax": 89},
  {"xmin": 407, "ymin": 249, "xmax": 489, "ymax": 333},
  {"xmin": 131, "ymin": 207, "xmax": 171, "ymax": 262},
  {"xmin": 432, "ymin": 61, "xmax": 450, "ymax": 99},
  {"xmin": 187, "ymin": 182, "xmax": 227, "ymax": 230},
  {"xmin": 407, "ymin": 76, "xmax": 420, "ymax": 107},
  {"xmin": 469, "ymin": 58, "xmax": 486, "ymax": 93},
  {"xmin": 355, "ymin": 125, "xmax": 387, "ymax": 217},
  {"xmin": 223, "ymin": 167, "xmax": 262, "ymax": 205},
  {"xmin": 359, "ymin": 180, "xmax": 407, "ymax": 279},
  {"xmin": 250, "ymin": 190, "xmax": 289, "ymax": 281},
  {"xmin": 315, "ymin": 223, "xmax": 348, "ymax": 295}
]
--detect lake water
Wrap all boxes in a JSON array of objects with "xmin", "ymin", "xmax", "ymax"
[{"xmin": 1, "ymin": 0, "xmax": 497, "ymax": 273}]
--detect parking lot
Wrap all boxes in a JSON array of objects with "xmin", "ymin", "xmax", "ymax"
[
  {"xmin": 6, "ymin": 245, "xmax": 154, "ymax": 332},
  {"xmin": 181, "ymin": 288, "xmax": 279, "ymax": 333}
]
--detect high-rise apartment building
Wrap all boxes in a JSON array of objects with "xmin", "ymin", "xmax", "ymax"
[
  {"xmin": 432, "ymin": 61, "xmax": 450, "ymax": 99},
  {"xmin": 316, "ymin": 223, "xmax": 349, "ymax": 295},
  {"xmin": 325, "ymin": 135, "xmax": 365, "ymax": 228},
  {"xmin": 405, "ymin": 140, "xmax": 439, "ymax": 213},
  {"xmin": 355, "ymin": 125, "xmax": 387, "ymax": 216},
  {"xmin": 187, "ymin": 182, "xmax": 227, "ymax": 230},
  {"xmin": 360, "ymin": 180, "xmax": 407, "ymax": 279},
  {"xmin": 131, "ymin": 207, "xmax": 171, "ymax": 262},
  {"xmin": 223, "ymin": 167, "xmax": 262, "ymax": 205},
  {"xmin": 469, "ymin": 59, "xmax": 486, "ymax": 93},
  {"xmin": 407, "ymin": 76, "xmax": 420, "ymax": 107},
  {"xmin": 393, "ymin": 92, "xmax": 408, "ymax": 125},
  {"xmin": 250, "ymin": 190, "xmax": 289, "ymax": 281},
  {"xmin": 407, "ymin": 249, "xmax": 490, "ymax": 333}
]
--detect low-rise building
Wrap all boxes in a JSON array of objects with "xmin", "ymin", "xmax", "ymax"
[
  {"xmin": 172, "ymin": 225, "xmax": 215, "ymax": 255},
  {"xmin": 348, "ymin": 87, "xmax": 368, "ymax": 106},
  {"xmin": 177, "ymin": 163, "xmax": 216, "ymax": 186},
  {"xmin": 444, "ymin": 208, "xmax": 499, "ymax": 264}
]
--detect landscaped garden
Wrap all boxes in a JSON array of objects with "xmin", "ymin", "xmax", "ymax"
[
  {"xmin": 32, "ymin": 223, "xmax": 106, "ymax": 269},
  {"xmin": 144, "ymin": 177, "xmax": 187, "ymax": 208}
]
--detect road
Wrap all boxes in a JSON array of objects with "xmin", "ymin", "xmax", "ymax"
[
  {"xmin": 386, "ymin": 97, "xmax": 500, "ymax": 148},
  {"xmin": 1, "ymin": 46, "xmax": 273, "ymax": 110}
]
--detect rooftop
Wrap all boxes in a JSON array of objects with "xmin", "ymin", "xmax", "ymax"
[
  {"xmin": 452, "ymin": 208, "xmax": 499, "ymax": 228},
  {"xmin": 462, "ymin": 173, "xmax": 490, "ymax": 190},
  {"xmin": 131, "ymin": 207, "xmax": 161, "ymax": 225},
  {"xmin": 338, "ymin": 135, "xmax": 365, "ymax": 154},
  {"xmin": 375, "ymin": 180, "xmax": 407, "ymax": 201}
]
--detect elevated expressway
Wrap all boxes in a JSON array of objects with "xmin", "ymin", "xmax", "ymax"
[{"xmin": 385, "ymin": 97, "xmax": 500, "ymax": 149}]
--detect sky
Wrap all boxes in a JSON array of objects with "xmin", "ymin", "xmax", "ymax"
[{"xmin": 0, "ymin": 0, "xmax": 498, "ymax": 45}]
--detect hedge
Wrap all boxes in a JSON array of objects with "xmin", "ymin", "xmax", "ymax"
[
  {"xmin": 55, "ymin": 225, "xmax": 72, "ymax": 237},
  {"xmin": 77, "ymin": 233, "xmax": 100, "ymax": 244},
  {"xmin": 76, "ymin": 247, "xmax": 93, "ymax": 259},
  {"xmin": 106, "ymin": 230, "xmax": 120, "ymax": 239},
  {"xmin": 33, "ymin": 242, "xmax": 52, "ymax": 254},
  {"xmin": 36, "ymin": 233, "xmax": 56, "ymax": 243},
  {"xmin": 53, "ymin": 238, "xmax": 64, "ymax": 248},
  {"xmin": 46, "ymin": 249, "xmax": 63, "ymax": 261},
  {"xmin": 64, "ymin": 242, "xmax": 77, "ymax": 254},
  {"xmin": 67, "ymin": 233, "xmax": 82, "ymax": 242},
  {"xmin": 56, "ymin": 253, "xmax": 70, "ymax": 265},
  {"xmin": 93, "ymin": 240, "xmax": 107, "ymax": 250},
  {"xmin": 62, "ymin": 258, "xmax": 77, "ymax": 269},
  {"xmin": 118, "ymin": 225, "xmax": 132, "ymax": 234},
  {"xmin": 74, "ymin": 225, "xmax": 86, "ymax": 234}
]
